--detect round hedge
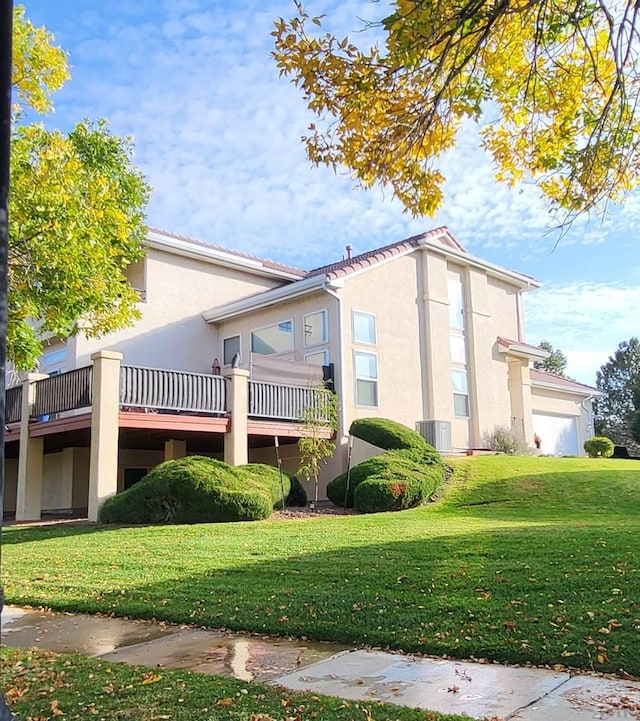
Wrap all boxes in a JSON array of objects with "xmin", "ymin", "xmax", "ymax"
[
  {"xmin": 350, "ymin": 417, "xmax": 427, "ymax": 451},
  {"xmin": 327, "ymin": 450, "xmax": 444, "ymax": 510},
  {"xmin": 583, "ymin": 436, "xmax": 615, "ymax": 458},
  {"xmin": 100, "ymin": 456, "xmax": 282, "ymax": 525}
]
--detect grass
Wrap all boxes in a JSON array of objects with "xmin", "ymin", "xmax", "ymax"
[
  {"xmin": 4, "ymin": 456, "xmax": 640, "ymax": 677},
  {"xmin": 2, "ymin": 647, "xmax": 468, "ymax": 721}
]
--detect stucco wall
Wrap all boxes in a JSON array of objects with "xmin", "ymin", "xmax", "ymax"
[
  {"xmin": 73, "ymin": 248, "xmax": 284, "ymax": 373},
  {"xmin": 339, "ymin": 253, "xmax": 424, "ymax": 434}
]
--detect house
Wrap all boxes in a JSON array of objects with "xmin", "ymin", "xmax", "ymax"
[{"xmin": 4, "ymin": 226, "xmax": 602, "ymax": 522}]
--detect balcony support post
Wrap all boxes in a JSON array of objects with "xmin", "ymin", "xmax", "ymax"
[
  {"xmin": 164, "ymin": 439, "xmax": 187, "ymax": 460},
  {"xmin": 223, "ymin": 368, "xmax": 249, "ymax": 466},
  {"xmin": 15, "ymin": 373, "xmax": 48, "ymax": 521},
  {"xmin": 88, "ymin": 351, "xmax": 122, "ymax": 522}
]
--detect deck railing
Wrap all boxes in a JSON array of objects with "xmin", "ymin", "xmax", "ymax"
[
  {"xmin": 32, "ymin": 366, "xmax": 93, "ymax": 418},
  {"xmin": 249, "ymin": 380, "xmax": 332, "ymax": 422},
  {"xmin": 120, "ymin": 366, "xmax": 227, "ymax": 414},
  {"xmin": 5, "ymin": 385, "xmax": 23, "ymax": 424},
  {"xmin": 5, "ymin": 366, "xmax": 331, "ymax": 428}
]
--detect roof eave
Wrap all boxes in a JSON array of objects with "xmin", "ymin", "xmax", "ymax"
[
  {"xmin": 203, "ymin": 274, "xmax": 330, "ymax": 323},
  {"xmin": 418, "ymin": 236, "xmax": 540, "ymax": 290},
  {"xmin": 531, "ymin": 379, "xmax": 606, "ymax": 397},
  {"xmin": 145, "ymin": 230, "xmax": 304, "ymax": 281}
]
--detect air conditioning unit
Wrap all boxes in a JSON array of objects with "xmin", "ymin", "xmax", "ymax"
[{"xmin": 416, "ymin": 420, "xmax": 452, "ymax": 452}]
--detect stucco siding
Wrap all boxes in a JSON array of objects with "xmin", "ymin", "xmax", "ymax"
[
  {"xmin": 74, "ymin": 248, "xmax": 284, "ymax": 372},
  {"xmin": 340, "ymin": 254, "xmax": 424, "ymax": 433}
]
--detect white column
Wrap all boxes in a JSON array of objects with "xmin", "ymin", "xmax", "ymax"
[
  {"xmin": 223, "ymin": 368, "xmax": 249, "ymax": 466},
  {"xmin": 15, "ymin": 373, "xmax": 48, "ymax": 521},
  {"xmin": 88, "ymin": 351, "xmax": 122, "ymax": 522}
]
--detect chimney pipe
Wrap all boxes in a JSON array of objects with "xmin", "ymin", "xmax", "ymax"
[{"xmin": 346, "ymin": 244, "xmax": 352, "ymax": 260}]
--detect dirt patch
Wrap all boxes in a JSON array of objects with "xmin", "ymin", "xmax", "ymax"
[{"xmin": 269, "ymin": 504, "xmax": 357, "ymax": 521}]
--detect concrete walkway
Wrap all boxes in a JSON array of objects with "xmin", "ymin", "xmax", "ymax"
[{"xmin": 4, "ymin": 606, "xmax": 640, "ymax": 720}]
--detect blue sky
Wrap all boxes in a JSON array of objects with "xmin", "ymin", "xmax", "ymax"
[{"xmin": 22, "ymin": 0, "xmax": 640, "ymax": 385}]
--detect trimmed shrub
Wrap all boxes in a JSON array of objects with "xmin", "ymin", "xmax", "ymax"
[
  {"xmin": 349, "ymin": 417, "xmax": 443, "ymax": 469},
  {"xmin": 100, "ymin": 456, "xmax": 279, "ymax": 524},
  {"xmin": 237, "ymin": 463, "xmax": 291, "ymax": 508},
  {"xmin": 327, "ymin": 450, "xmax": 445, "ymax": 508},
  {"xmin": 286, "ymin": 476, "xmax": 307, "ymax": 507},
  {"xmin": 353, "ymin": 461, "xmax": 445, "ymax": 514},
  {"xmin": 350, "ymin": 417, "xmax": 430, "ymax": 453},
  {"xmin": 584, "ymin": 436, "xmax": 615, "ymax": 458}
]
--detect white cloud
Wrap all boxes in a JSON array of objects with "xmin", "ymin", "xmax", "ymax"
[{"xmin": 524, "ymin": 283, "xmax": 640, "ymax": 384}]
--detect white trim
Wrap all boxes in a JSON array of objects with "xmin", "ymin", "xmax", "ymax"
[
  {"xmin": 203, "ymin": 274, "xmax": 330, "ymax": 323},
  {"xmin": 352, "ymin": 309, "xmax": 377, "ymax": 345},
  {"xmin": 222, "ymin": 334, "xmax": 241, "ymax": 366},
  {"xmin": 146, "ymin": 229, "xmax": 303, "ymax": 281},
  {"xmin": 531, "ymin": 378, "xmax": 605, "ymax": 398},
  {"xmin": 354, "ymin": 349, "xmax": 379, "ymax": 408},
  {"xmin": 303, "ymin": 308, "xmax": 328, "ymax": 348},
  {"xmin": 304, "ymin": 349, "xmax": 329, "ymax": 366},
  {"xmin": 417, "ymin": 234, "xmax": 540, "ymax": 290}
]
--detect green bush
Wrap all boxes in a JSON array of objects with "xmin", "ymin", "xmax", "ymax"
[
  {"xmin": 100, "ymin": 456, "xmax": 280, "ymax": 524},
  {"xmin": 237, "ymin": 463, "xmax": 291, "ymax": 508},
  {"xmin": 327, "ymin": 451, "xmax": 444, "ymax": 508},
  {"xmin": 353, "ymin": 461, "xmax": 445, "ymax": 513},
  {"xmin": 349, "ymin": 417, "xmax": 425, "ymax": 451},
  {"xmin": 286, "ymin": 476, "xmax": 307, "ymax": 507},
  {"xmin": 583, "ymin": 436, "xmax": 615, "ymax": 458}
]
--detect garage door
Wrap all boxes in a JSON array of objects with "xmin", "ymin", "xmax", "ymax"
[{"xmin": 532, "ymin": 413, "xmax": 579, "ymax": 456}]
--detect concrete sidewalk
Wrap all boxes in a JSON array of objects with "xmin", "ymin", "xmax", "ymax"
[{"xmin": 3, "ymin": 606, "xmax": 640, "ymax": 720}]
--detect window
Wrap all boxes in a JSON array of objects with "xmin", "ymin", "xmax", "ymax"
[
  {"xmin": 223, "ymin": 335, "xmax": 240, "ymax": 366},
  {"xmin": 353, "ymin": 311, "xmax": 376, "ymax": 344},
  {"xmin": 448, "ymin": 277, "xmax": 464, "ymax": 329},
  {"xmin": 305, "ymin": 350, "xmax": 329, "ymax": 366},
  {"xmin": 42, "ymin": 347, "xmax": 67, "ymax": 368},
  {"xmin": 304, "ymin": 310, "xmax": 328, "ymax": 347},
  {"xmin": 450, "ymin": 335, "xmax": 466, "ymax": 364},
  {"xmin": 355, "ymin": 351, "xmax": 378, "ymax": 407},
  {"xmin": 251, "ymin": 320, "xmax": 294, "ymax": 355},
  {"xmin": 452, "ymin": 369, "xmax": 470, "ymax": 417}
]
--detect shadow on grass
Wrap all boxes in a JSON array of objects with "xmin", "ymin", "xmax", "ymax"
[
  {"xmin": 8, "ymin": 518, "xmax": 640, "ymax": 676},
  {"xmin": 2, "ymin": 522, "xmax": 154, "ymax": 545}
]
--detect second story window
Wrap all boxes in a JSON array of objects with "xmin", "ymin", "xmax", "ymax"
[
  {"xmin": 223, "ymin": 335, "xmax": 240, "ymax": 365},
  {"xmin": 251, "ymin": 320, "xmax": 294, "ymax": 355},
  {"xmin": 353, "ymin": 311, "xmax": 376, "ymax": 344},
  {"xmin": 355, "ymin": 351, "xmax": 378, "ymax": 407},
  {"xmin": 304, "ymin": 309, "xmax": 328, "ymax": 347}
]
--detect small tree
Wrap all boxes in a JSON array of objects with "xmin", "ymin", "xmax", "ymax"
[
  {"xmin": 297, "ymin": 389, "xmax": 338, "ymax": 507},
  {"xmin": 533, "ymin": 340, "xmax": 568, "ymax": 377}
]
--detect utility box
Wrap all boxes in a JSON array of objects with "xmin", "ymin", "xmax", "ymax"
[{"xmin": 416, "ymin": 420, "xmax": 452, "ymax": 452}]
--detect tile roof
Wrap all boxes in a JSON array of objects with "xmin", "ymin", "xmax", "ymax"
[
  {"xmin": 147, "ymin": 226, "xmax": 307, "ymax": 278},
  {"xmin": 307, "ymin": 227, "xmax": 454, "ymax": 280},
  {"xmin": 530, "ymin": 369, "xmax": 603, "ymax": 395}
]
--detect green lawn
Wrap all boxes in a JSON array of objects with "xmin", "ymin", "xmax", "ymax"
[
  {"xmin": 2, "ymin": 647, "xmax": 468, "ymax": 721},
  {"xmin": 4, "ymin": 456, "xmax": 640, "ymax": 676}
]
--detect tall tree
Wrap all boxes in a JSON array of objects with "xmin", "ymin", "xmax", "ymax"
[
  {"xmin": 9, "ymin": 6, "xmax": 150, "ymax": 370},
  {"xmin": 594, "ymin": 338, "xmax": 640, "ymax": 449},
  {"xmin": 273, "ymin": 1, "xmax": 640, "ymax": 224},
  {"xmin": 533, "ymin": 340, "xmax": 568, "ymax": 376}
]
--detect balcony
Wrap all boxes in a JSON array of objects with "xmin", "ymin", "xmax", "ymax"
[{"xmin": 6, "ymin": 364, "xmax": 333, "ymax": 427}]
